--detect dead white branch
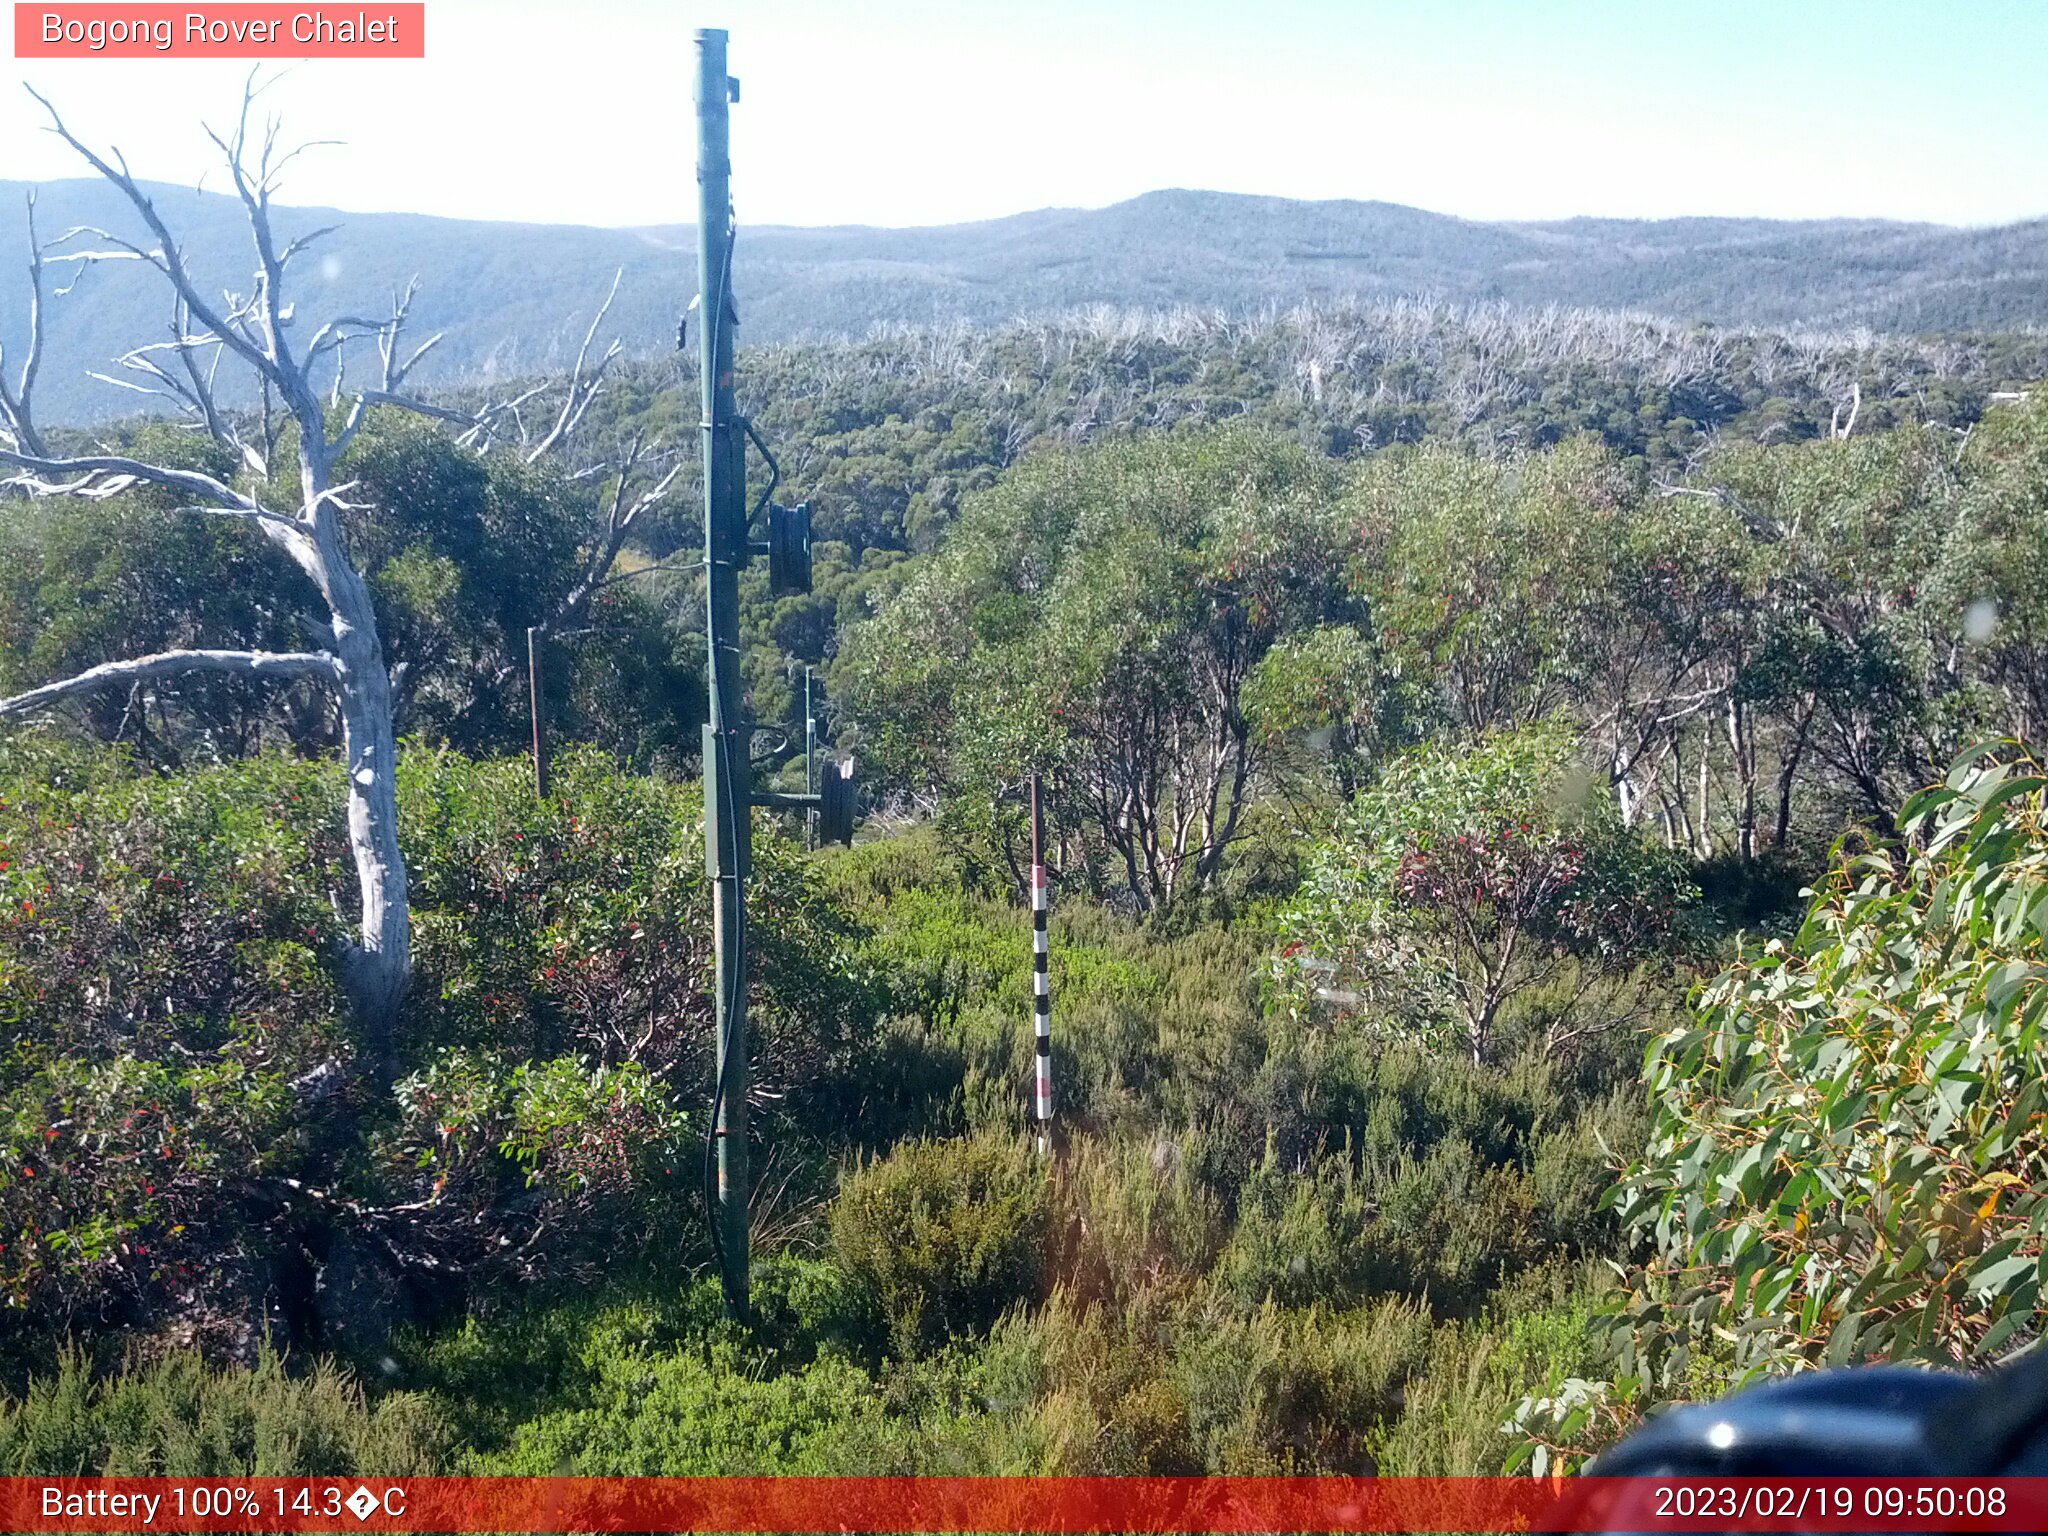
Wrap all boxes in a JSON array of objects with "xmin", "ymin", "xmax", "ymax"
[
  {"xmin": 0, "ymin": 190, "xmax": 49, "ymax": 457},
  {"xmin": 526, "ymin": 267, "xmax": 623, "ymax": 462},
  {"xmin": 0, "ymin": 648, "xmax": 339, "ymax": 718},
  {"xmin": 545, "ymin": 433, "xmax": 685, "ymax": 632}
]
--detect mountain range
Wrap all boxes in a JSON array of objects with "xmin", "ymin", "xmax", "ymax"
[{"xmin": 4, "ymin": 179, "xmax": 2046, "ymax": 423}]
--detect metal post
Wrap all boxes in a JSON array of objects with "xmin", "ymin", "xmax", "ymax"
[
  {"xmin": 804, "ymin": 666, "xmax": 816, "ymax": 851},
  {"xmin": 1029, "ymin": 772, "xmax": 1052, "ymax": 1156},
  {"xmin": 526, "ymin": 625, "xmax": 549, "ymax": 800},
  {"xmin": 697, "ymin": 26, "xmax": 750, "ymax": 1319}
]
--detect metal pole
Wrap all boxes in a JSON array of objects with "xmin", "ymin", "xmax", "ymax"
[
  {"xmin": 804, "ymin": 666, "xmax": 816, "ymax": 851},
  {"xmin": 1029, "ymin": 772, "xmax": 1052, "ymax": 1156},
  {"xmin": 526, "ymin": 626, "xmax": 549, "ymax": 800},
  {"xmin": 697, "ymin": 26, "xmax": 750, "ymax": 1318}
]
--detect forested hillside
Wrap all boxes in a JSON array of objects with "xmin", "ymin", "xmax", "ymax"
[
  {"xmin": 534, "ymin": 300, "xmax": 2048, "ymax": 780},
  {"xmin": 4, "ymin": 188, "xmax": 2048, "ymax": 1478},
  {"xmin": 8, "ymin": 177, "xmax": 2048, "ymax": 422}
]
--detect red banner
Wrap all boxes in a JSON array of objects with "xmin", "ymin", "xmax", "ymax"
[
  {"xmin": 2, "ymin": 1476, "xmax": 2046, "ymax": 1532},
  {"xmin": 13, "ymin": 4, "xmax": 424, "ymax": 57}
]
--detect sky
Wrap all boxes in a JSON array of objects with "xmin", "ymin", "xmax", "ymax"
[{"xmin": 3, "ymin": 0, "xmax": 2045, "ymax": 230}]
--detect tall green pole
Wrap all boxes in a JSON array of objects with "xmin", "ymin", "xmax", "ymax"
[
  {"xmin": 696, "ymin": 25, "xmax": 750, "ymax": 1318},
  {"xmin": 804, "ymin": 665, "xmax": 816, "ymax": 851}
]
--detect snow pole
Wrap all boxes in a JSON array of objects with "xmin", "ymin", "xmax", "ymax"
[{"xmin": 1030, "ymin": 771, "xmax": 1052, "ymax": 1155}]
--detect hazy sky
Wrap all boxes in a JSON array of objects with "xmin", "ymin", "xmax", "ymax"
[{"xmin": 4, "ymin": 0, "xmax": 2044, "ymax": 229}]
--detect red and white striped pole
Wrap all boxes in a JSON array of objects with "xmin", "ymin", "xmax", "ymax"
[{"xmin": 1029, "ymin": 771, "xmax": 1053, "ymax": 1156}]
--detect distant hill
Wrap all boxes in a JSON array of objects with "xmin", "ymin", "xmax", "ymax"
[{"xmin": 4, "ymin": 180, "xmax": 2046, "ymax": 423}]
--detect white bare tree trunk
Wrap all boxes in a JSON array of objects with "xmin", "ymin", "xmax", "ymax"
[{"xmin": 327, "ymin": 536, "xmax": 409, "ymax": 1067}]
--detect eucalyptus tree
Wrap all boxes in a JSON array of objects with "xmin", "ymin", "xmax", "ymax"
[
  {"xmin": 1350, "ymin": 439, "xmax": 1618, "ymax": 739},
  {"xmin": 1352, "ymin": 436, "xmax": 1746, "ymax": 840},
  {"xmin": 1945, "ymin": 393, "xmax": 2048, "ymax": 751},
  {"xmin": 1613, "ymin": 748, "xmax": 2048, "ymax": 1381},
  {"xmin": 846, "ymin": 427, "xmax": 1360, "ymax": 908},
  {"xmin": 1277, "ymin": 725, "xmax": 1694, "ymax": 1066},
  {"xmin": 1688, "ymin": 429, "xmax": 1980, "ymax": 832}
]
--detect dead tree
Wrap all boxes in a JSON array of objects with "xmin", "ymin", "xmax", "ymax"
[
  {"xmin": 434, "ymin": 271, "xmax": 688, "ymax": 785},
  {"xmin": 471, "ymin": 270, "xmax": 687, "ymax": 642},
  {"xmin": 0, "ymin": 83, "xmax": 494, "ymax": 1072},
  {"xmin": 545, "ymin": 431, "xmax": 685, "ymax": 636}
]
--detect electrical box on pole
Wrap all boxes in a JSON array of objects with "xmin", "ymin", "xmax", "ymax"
[
  {"xmin": 693, "ymin": 27, "xmax": 857, "ymax": 1322},
  {"xmin": 768, "ymin": 500, "xmax": 812, "ymax": 595}
]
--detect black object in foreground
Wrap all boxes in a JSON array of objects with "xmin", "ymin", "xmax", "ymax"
[
  {"xmin": 1572, "ymin": 1345, "xmax": 2048, "ymax": 1531},
  {"xmin": 1591, "ymin": 1368, "xmax": 1979, "ymax": 1478}
]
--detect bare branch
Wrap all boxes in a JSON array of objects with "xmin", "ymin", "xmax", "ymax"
[
  {"xmin": 0, "ymin": 648, "xmax": 340, "ymax": 720},
  {"xmin": 0, "ymin": 190, "xmax": 49, "ymax": 457},
  {"xmin": 296, "ymin": 609, "xmax": 339, "ymax": 649},
  {"xmin": 43, "ymin": 222, "xmax": 163, "ymax": 271},
  {"xmin": 277, "ymin": 222, "xmax": 341, "ymax": 270},
  {"xmin": 525, "ymin": 268, "xmax": 623, "ymax": 461},
  {"xmin": 308, "ymin": 316, "xmax": 385, "ymax": 359},
  {"xmin": 24, "ymin": 83, "xmax": 281, "ymax": 391},
  {"xmin": 201, "ymin": 80, "xmax": 307, "ymax": 400},
  {"xmin": 588, "ymin": 552, "xmax": 696, "ymax": 596},
  {"xmin": 316, "ymin": 281, "xmax": 457, "ymax": 458},
  {"xmin": 83, "ymin": 368, "xmax": 176, "ymax": 402},
  {"xmin": 544, "ymin": 437, "xmax": 686, "ymax": 631},
  {"xmin": 1831, "ymin": 379, "xmax": 1862, "ymax": 440},
  {"xmin": 267, "ymin": 137, "xmax": 343, "ymax": 188},
  {"xmin": 169, "ymin": 502, "xmax": 310, "ymax": 529},
  {"xmin": 0, "ymin": 446, "xmax": 276, "ymax": 518},
  {"xmin": 169, "ymin": 304, "xmax": 258, "ymax": 467},
  {"xmin": 389, "ymin": 330, "xmax": 443, "ymax": 391},
  {"xmin": 328, "ymin": 387, "xmax": 485, "ymax": 463},
  {"xmin": 72, "ymin": 314, "xmax": 261, "ymax": 480},
  {"xmin": 461, "ymin": 384, "xmax": 550, "ymax": 452},
  {"xmin": 376, "ymin": 279, "xmax": 441, "ymax": 392}
]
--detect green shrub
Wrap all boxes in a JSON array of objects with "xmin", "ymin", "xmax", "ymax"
[
  {"xmin": 0, "ymin": 743, "xmax": 349, "ymax": 1330},
  {"xmin": 1217, "ymin": 1153, "xmax": 1374, "ymax": 1310},
  {"xmin": 1058, "ymin": 1135, "xmax": 1225, "ymax": 1305},
  {"xmin": 1277, "ymin": 724, "xmax": 1695, "ymax": 1065},
  {"xmin": 995, "ymin": 1299, "xmax": 1204, "ymax": 1475},
  {"xmin": 1174, "ymin": 1295, "xmax": 1435, "ymax": 1473},
  {"xmin": 1194, "ymin": 1020, "xmax": 1587, "ymax": 1212},
  {"xmin": 977, "ymin": 1285, "xmax": 1435, "ymax": 1474},
  {"xmin": 830, "ymin": 1134, "xmax": 1052, "ymax": 1354},
  {"xmin": 400, "ymin": 747, "xmax": 876, "ymax": 1099},
  {"xmin": 1613, "ymin": 747, "xmax": 2048, "ymax": 1380},
  {"xmin": 1216, "ymin": 1133, "xmax": 1557, "ymax": 1317},
  {"xmin": 1351, "ymin": 1139, "xmax": 1548, "ymax": 1314},
  {"xmin": 1372, "ymin": 1262, "xmax": 1617, "ymax": 1476},
  {"xmin": 1530, "ymin": 1097, "xmax": 1639, "ymax": 1251},
  {"xmin": 487, "ymin": 1344, "xmax": 877, "ymax": 1475},
  {"xmin": 0, "ymin": 741, "xmax": 878, "ymax": 1350},
  {"xmin": 0, "ymin": 1351, "xmax": 450, "ymax": 1476}
]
